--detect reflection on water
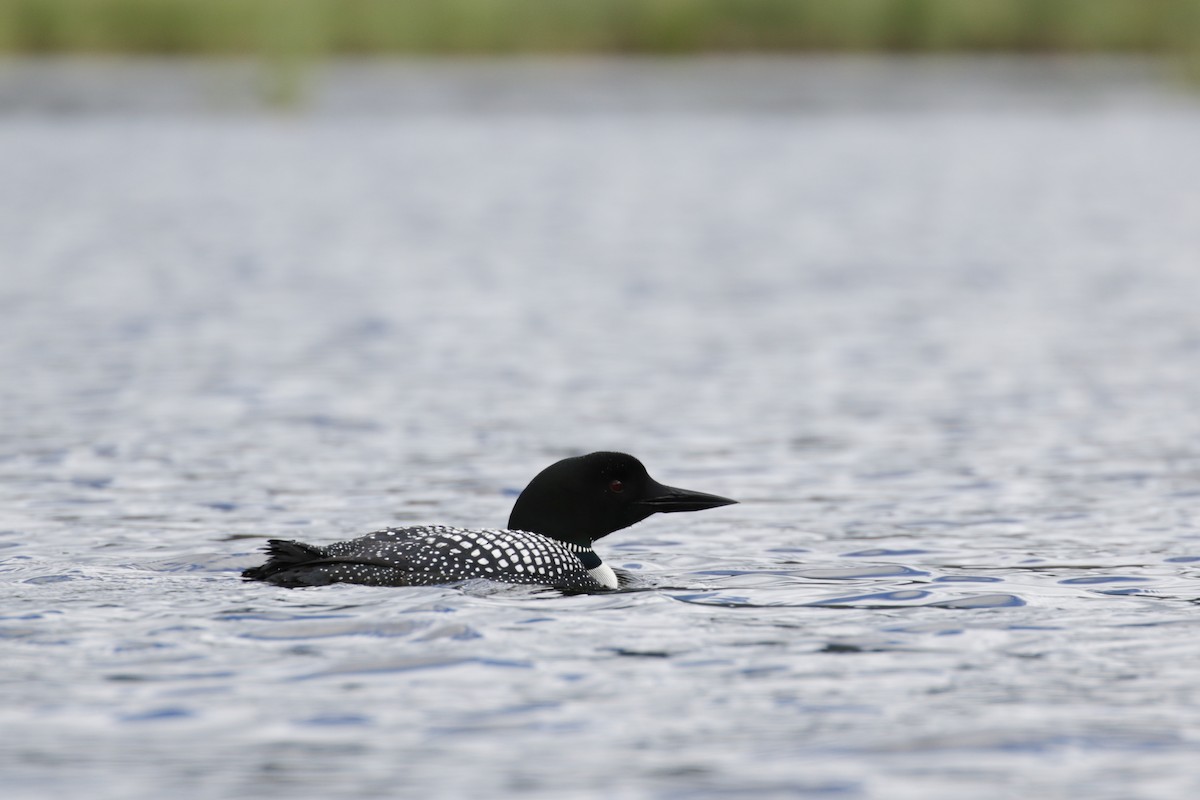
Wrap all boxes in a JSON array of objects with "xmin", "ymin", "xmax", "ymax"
[{"xmin": 1, "ymin": 58, "xmax": 1200, "ymax": 800}]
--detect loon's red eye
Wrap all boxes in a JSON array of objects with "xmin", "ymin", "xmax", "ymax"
[{"xmin": 609, "ymin": 479, "xmax": 624, "ymax": 493}]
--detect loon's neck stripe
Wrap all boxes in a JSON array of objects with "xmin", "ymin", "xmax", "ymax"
[{"xmin": 577, "ymin": 550, "xmax": 602, "ymax": 570}]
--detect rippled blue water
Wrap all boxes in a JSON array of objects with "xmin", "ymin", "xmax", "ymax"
[{"xmin": 2, "ymin": 59, "xmax": 1200, "ymax": 799}]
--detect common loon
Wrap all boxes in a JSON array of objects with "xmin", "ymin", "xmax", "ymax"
[{"xmin": 242, "ymin": 452, "xmax": 736, "ymax": 591}]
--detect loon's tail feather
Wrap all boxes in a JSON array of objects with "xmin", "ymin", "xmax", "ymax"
[{"xmin": 241, "ymin": 539, "xmax": 327, "ymax": 582}]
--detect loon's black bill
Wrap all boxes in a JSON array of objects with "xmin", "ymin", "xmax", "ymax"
[{"xmin": 639, "ymin": 485, "xmax": 738, "ymax": 513}]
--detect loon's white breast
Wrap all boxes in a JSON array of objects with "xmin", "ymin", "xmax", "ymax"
[{"xmin": 587, "ymin": 562, "xmax": 619, "ymax": 589}]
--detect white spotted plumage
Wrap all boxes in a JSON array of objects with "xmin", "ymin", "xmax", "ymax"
[{"xmin": 264, "ymin": 525, "xmax": 612, "ymax": 590}]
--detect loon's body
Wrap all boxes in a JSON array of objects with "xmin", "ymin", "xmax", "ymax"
[
  {"xmin": 242, "ymin": 452, "xmax": 735, "ymax": 591},
  {"xmin": 245, "ymin": 525, "xmax": 616, "ymax": 590}
]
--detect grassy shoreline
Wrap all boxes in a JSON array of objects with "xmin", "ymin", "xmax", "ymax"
[{"xmin": 2, "ymin": 0, "xmax": 1199, "ymax": 57}]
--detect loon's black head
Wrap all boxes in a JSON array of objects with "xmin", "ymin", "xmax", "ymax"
[{"xmin": 506, "ymin": 452, "xmax": 736, "ymax": 548}]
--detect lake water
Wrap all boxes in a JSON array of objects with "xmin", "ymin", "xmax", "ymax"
[{"xmin": 2, "ymin": 58, "xmax": 1200, "ymax": 799}]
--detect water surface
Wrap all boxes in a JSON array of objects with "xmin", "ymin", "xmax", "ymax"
[{"xmin": 2, "ymin": 58, "xmax": 1200, "ymax": 799}]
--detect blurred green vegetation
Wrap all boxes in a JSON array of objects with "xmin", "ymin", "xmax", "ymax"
[{"xmin": 1, "ymin": 0, "xmax": 1198, "ymax": 57}]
